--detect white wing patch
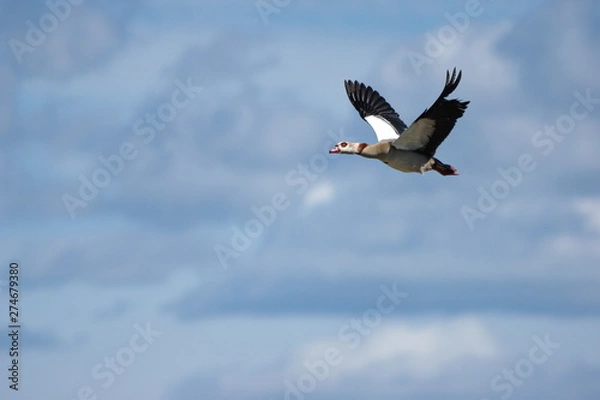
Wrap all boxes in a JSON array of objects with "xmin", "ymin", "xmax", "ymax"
[
  {"xmin": 392, "ymin": 118, "xmax": 436, "ymax": 151},
  {"xmin": 364, "ymin": 115, "xmax": 400, "ymax": 142}
]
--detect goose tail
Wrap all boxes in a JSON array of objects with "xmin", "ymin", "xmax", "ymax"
[{"xmin": 432, "ymin": 158, "xmax": 459, "ymax": 176}]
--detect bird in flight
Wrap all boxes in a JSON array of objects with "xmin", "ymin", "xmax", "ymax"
[{"xmin": 330, "ymin": 68, "xmax": 469, "ymax": 176}]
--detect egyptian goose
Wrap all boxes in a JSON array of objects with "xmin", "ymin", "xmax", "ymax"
[{"xmin": 330, "ymin": 68, "xmax": 469, "ymax": 176}]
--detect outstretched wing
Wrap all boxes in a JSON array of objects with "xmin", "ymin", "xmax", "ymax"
[
  {"xmin": 392, "ymin": 68, "xmax": 469, "ymax": 155},
  {"xmin": 344, "ymin": 80, "xmax": 408, "ymax": 142}
]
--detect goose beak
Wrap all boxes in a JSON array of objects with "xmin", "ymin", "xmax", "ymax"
[{"xmin": 329, "ymin": 146, "xmax": 340, "ymax": 154}]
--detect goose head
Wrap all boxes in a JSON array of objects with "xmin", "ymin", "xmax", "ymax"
[{"xmin": 329, "ymin": 141, "xmax": 366, "ymax": 154}]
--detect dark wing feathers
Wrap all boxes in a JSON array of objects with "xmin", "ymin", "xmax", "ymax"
[
  {"xmin": 344, "ymin": 68, "xmax": 469, "ymax": 154},
  {"xmin": 413, "ymin": 68, "xmax": 470, "ymax": 156},
  {"xmin": 344, "ymin": 80, "xmax": 408, "ymax": 133}
]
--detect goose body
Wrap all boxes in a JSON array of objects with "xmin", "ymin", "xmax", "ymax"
[{"xmin": 330, "ymin": 68, "xmax": 469, "ymax": 176}]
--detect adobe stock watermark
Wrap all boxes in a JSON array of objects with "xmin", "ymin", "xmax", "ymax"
[
  {"xmin": 276, "ymin": 282, "xmax": 408, "ymax": 400},
  {"xmin": 213, "ymin": 127, "xmax": 346, "ymax": 270},
  {"xmin": 8, "ymin": 0, "xmax": 85, "ymax": 65},
  {"xmin": 69, "ymin": 321, "xmax": 161, "ymax": 400},
  {"xmin": 461, "ymin": 88, "xmax": 599, "ymax": 231},
  {"xmin": 255, "ymin": 0, "xmax": 292, "ymax": 25},
  {"xmin": 61, "ymin": 77, "xmax": 203, "ymax": 219},
  {"xmin": 407, "ymin": 0, "xmax": 490, "ymax": 75},
  {"xmin": 481, "ymin": 333, "xmax": 560, "ymax": 400}
]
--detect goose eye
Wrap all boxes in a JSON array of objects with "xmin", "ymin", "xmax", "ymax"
[{"xmin": 340, "ymin": 142, "xmax": 348, "ymax": 148}]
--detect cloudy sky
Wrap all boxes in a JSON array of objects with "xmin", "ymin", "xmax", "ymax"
[{"xmin": 1, "ymin": 0, "xmax": 600, "ymax": 399}]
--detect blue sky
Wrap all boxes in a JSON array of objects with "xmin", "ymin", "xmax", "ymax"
[{"xmin": 1, "ymin": 0, "xmax": 600, "ymax": 399}]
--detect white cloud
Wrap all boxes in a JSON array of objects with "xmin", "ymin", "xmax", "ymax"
[
  {"xmin": 574, "ymin": 197, "xmax": 600, "ymax": 234},
  {"xmin": 379, "ymin": 19, "xmax": 518, "ymax": 93},
  {"xmin": 338, "ymin": 317, "xmax": 497, "ymax": 380},
  {"xmin": 536, "ymin": 197, "xmax": 600, "ymax": 265},
  {"xmin": 303, "ymin": 181, "xmax": 335, "ymax": 208}
]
